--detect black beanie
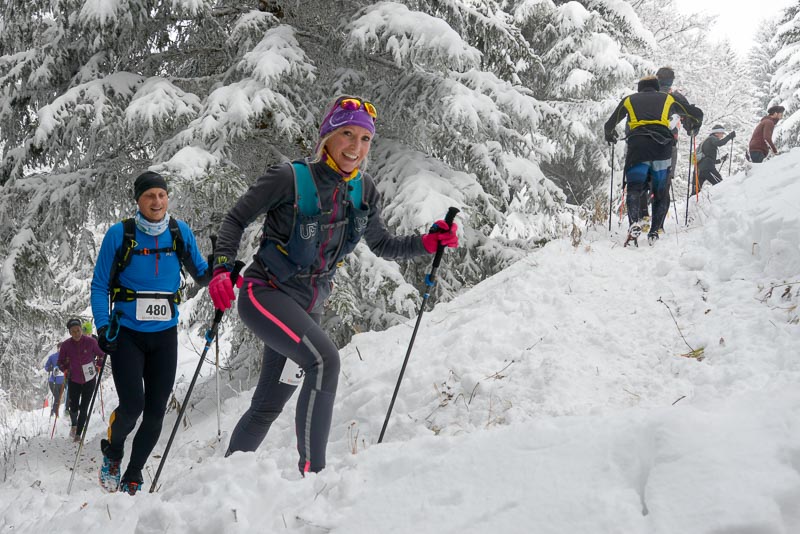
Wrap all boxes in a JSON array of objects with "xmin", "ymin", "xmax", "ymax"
[
  {"xmin": 66, "ymin": 318, "xmax": 82, "ymax": 330},
  {"xmin": 767, "ymin": 105, "xmax": 785, "ymax": 115},
  {"xmin": 133, "ymin": 171, "xmax": 168, "ymax": 201},
  {"xmin": 637, "ymin": 76, "xmax": 660, "ymax": 92}
]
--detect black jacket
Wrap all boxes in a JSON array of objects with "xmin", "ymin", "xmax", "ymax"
[
  {"xmin": 605, "ymin": 87, "xmax": 703, "ymax": 166},
  {"xmin": 698, "ymin": 132, "xmax": 734, "ymax": 171}
]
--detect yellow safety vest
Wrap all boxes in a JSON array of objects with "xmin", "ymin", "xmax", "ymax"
[{"xmin": 623, "ymin": 94, "xmax": 675, "ymax": 130}]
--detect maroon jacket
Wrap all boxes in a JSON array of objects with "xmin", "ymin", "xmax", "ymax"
[
  {"xmin": 58, "ymin": 335, "xmax": 104, "ymax": 384},
  {"xmin": 749, "ymin": 116, "xmax": 780, "ymax": 154}
]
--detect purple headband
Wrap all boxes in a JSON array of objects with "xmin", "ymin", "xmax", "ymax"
[{"xmin": 318, "ymin": 101, "xmax": 376, "ymax": 139}]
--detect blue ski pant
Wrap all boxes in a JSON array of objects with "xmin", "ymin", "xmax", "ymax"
[
  {"xmin": 227, "ymin": 281, "xmax": 340, "ymax": 473},
  {"xmin": 625, "ymin": 159, "xmax": 671, "ymax": 232},
  {"xmin": 105, "ymin": 326, "xmax": 178, "ymax": 473}
]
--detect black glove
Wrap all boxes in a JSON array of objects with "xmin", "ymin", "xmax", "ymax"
[
  {"xmin": 97, "ymin": 325, "xmax": 118, "ymax": 354},
  {"xmin": 684, "ymin": 120, "xmax": 701, "ymax": 137},
  {"xmin": 729, "ymin": 130, "xmax": 736, "ymax": 140},
  {"xmin": 605, "ymin": 130, "xmax": 618, "ymax": 144},
  {"xmin": 719, "ymin": 153, "xmax": 728, "ymax": 163}
]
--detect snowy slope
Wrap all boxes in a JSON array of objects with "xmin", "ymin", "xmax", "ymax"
[{"xmin": 1, "ymin": 150, "xmax": 799, "ymax": 534}]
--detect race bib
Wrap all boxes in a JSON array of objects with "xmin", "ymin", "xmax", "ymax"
[
  {"xmin": 82, "ymin": 361, "xmax": 97, "ymax": 382},
  {"xmin": 135, "ymin": 294, "xmax": 173, "ymax": 321},
  {"xmin": 279, "ymin": 359, "xmax": 305, "ymax": 386}
]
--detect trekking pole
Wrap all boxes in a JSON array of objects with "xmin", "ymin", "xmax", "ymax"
[
  {"xmin": 66, "ymin": 357, "xmax": 109, "ymax": 494},
  {"xmin": 693, "ymin": 136, "xmax": 700, "ymax": 201},
  {"xmin": 66, "ymin": 312, "xmax": 120, "ymax": 495},
  {"xmin": 684, "ymin": 134, "xmax": 696, "ymax": 226},
  {"xmin": 378, "ymin": 207, "xmax": 459, "ymax": 444},
  {"xmin": 670, "ymin": 180, "xmax": 679, "ymax": 243},
  {"xmin": 728, "ymin": 141, "xmax": 734, "ymax": 177},
  {"xmin": 42, "ymin": 380, "xmax": 51, "ymax": 416},
  {"xmin": 99, "ymin": 379, "xmax": 105, "ymax": 421},
  {"xmin": 210, "ymin": 235, "xmax": 222, "ymax": 440},
  {"xmin": 215, "ymin": 334, "xmax": 221, "ymax": 439},
  {"xmin": 608, "ymin": 143, "xmax": 615, "ymax": 232},
  {"xmin": 150, "ymin": 260, "xmax": 245, "ymax": 493}
]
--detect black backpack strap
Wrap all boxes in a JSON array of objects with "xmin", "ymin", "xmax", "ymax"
[
  {"xmin": 111, "ymin": 286, "xmax": 181, "ymax": 304},
  {"xmin": 109, "ymin": 218, "xmax": 137, "ymax": 291},
  {"xmin": 169, "ymin": 217, "xmax": 203, "ymax": 280}
]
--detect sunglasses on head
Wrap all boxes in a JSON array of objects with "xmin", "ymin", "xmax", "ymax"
[{"xmin": 338, "ymin": 97, "xmax": 377, "ymax": 120}]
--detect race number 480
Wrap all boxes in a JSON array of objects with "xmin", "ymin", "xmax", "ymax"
[
  {"xmin": 147, "ymin": 303, "xmax": 168, "ymax": 316},
  {"xmin": 136, "ymin": 297, "xmax": 172, "ymax": 321}
]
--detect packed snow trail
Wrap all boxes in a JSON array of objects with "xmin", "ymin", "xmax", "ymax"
[{"xmin": 1, "ymin": 152, "xmax": 799, "ymax": 533}]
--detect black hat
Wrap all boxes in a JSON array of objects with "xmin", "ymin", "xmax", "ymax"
[
  {"xmin": 767, "ymin": 105, "xmax": 785, "ymax": 115},
  {"xmin": 637, "ymin": 76, "xmax": 660, "ymax": 92},
  {"xmin": 133, "ymin": 171, "xmax": 168, "ymax": 201},
  {"xmin": 66, "ymin": 318, "xmax": 82, "ymax": 330}
]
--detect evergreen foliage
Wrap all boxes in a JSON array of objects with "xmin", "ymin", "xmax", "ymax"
[
  {"xmin": 630, "ymin": 0, "xmax": 757, "ymax": 180},
  {"xmin": 0, "ymin": 0, "xmax": 583, "ymax": 405},
  {"xmin": 773, "ymin": 2, "xmax": 800, "ymax": 147},
  {"xmin": 1, "ymin": 0, "xmax": 752, "ymax": 407},
  {"xmin": 748, "ymin": 18, "xmax": 781, "ymax": 121},
  {"xmin": 513, "ymin": 0, "xmax": 656, "ymax": 203}
]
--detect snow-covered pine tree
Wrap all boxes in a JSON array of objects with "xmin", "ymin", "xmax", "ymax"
[
  {"xmin": 672, "ymin": 39, "xmax": 755, "ymax": 174},
  {"xmin": 772, "ymin": 2, "xmax": 800, "ymax": 148},
  {"xmin": 0, "ymin": 0, "xmax": 312, "ymax": 405},
  {"xmin": 512, "ymin": 0, "xmax": 655, "ymax": 205},
  {"xmin": 748, "ymin": 18, "xmax": 781, "ymax": 122},
  {"xmin": 1, "ymin": 0, "xmax": 661, "ymax": 402},
  {"xmin": 627, "ymin": 1, "xmax": 758, "ymax": 187}
]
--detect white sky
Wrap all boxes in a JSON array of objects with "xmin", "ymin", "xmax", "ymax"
[
  {"xmin": 675, "ymin": 0, "xmax": 795, "ymax": 54},
  {"xmin": 2, "ymin": 147, "xmax": 800, "ymax": 531}
]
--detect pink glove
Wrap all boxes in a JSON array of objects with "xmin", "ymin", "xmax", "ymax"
[
  {"xmin": 422, "ymin": 220, "xmax": 459, "ymax": 253},
  {"xmin": 208, "ymin": 269, "xmax": 243, "ymax": 311}
]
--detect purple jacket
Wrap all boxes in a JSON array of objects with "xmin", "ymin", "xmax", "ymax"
[{"xmin": 58, "ymin": 335, "xmax": 104, "ymax": 384}]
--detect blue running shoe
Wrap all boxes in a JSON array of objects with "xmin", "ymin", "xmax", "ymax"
[{"xmin": 99, "ymin": 439, "xmax": 121, "ymax": 493}]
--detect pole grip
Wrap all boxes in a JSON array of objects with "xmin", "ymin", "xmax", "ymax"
[
  {"xmin": 212, "ymin": 260, "xmax": 246, "ymax": 325},
  {"xmin": 430, "ymin": 207, "xmax": 460, "ymax": 274}
]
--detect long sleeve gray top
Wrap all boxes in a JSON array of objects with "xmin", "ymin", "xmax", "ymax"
[{"xmin": 214, "ymin": 160, "xmax": 428, "ymax": 312}]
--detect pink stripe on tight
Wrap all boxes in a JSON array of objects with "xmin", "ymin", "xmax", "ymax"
[{"xmin": 247, "ymin": 283, "xmax": 301, "ymax": 343}]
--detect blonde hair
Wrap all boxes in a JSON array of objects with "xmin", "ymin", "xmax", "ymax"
[{"xmin": 312, "ymin": 131, "xmax": 335, "ymax": 163}]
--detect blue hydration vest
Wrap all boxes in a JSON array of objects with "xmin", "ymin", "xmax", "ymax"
[{"xmin": 256, "ymin": 160, "xmax": 368, "ymax": 282}]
